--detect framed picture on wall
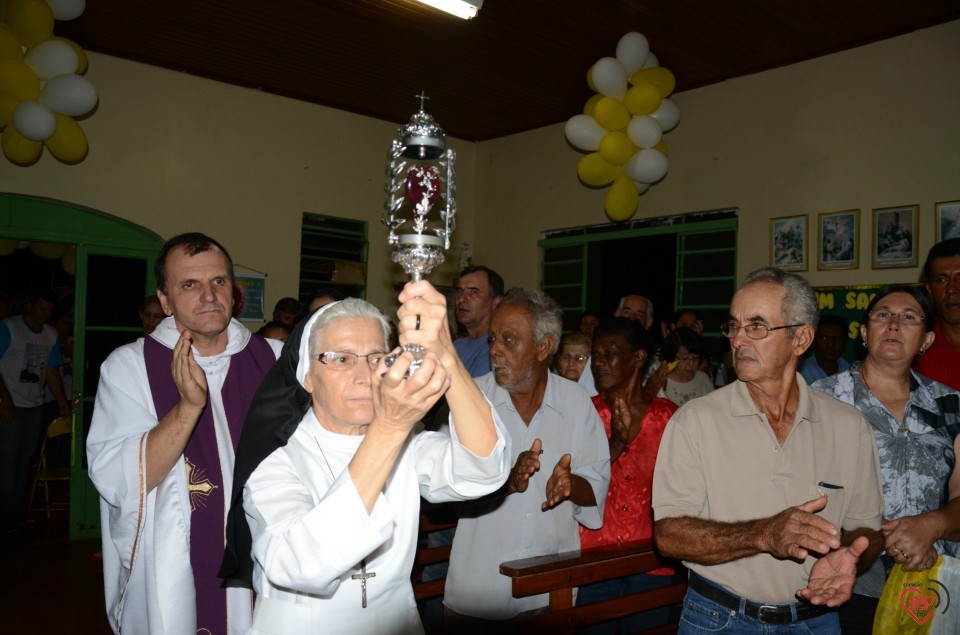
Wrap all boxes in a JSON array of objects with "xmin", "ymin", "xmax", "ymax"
[
  {"xmin": 872, "ymin": 205, "xmax": 918, "ymax": 269},
  {"xmin": 818, "ymin": 209, "xmax": 859, "ymax": 270},
  {"xmin": 770, "ymin": 215, "xmax": 807, "ymax": 271},
  {"xmin": 937, "ymin": 200, "xmax": 960, "ymax": 242}
]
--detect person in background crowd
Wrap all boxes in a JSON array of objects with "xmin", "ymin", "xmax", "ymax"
[
  {"xmin": 799, "ymin": 314, "xmax": 850, "ymax": 384},
  {"xmin": 579, "ymin": 311, "xmax": 600, "ymax": 336},
  {"xmin": 271, "ymin": 296, "xmax": 303, "ymax": 327},
  {"xmin": 654, "ymin": 267, "xmax": 884, "ymax": 635},
  {"xmin": 308, "ymin": 286, "xmax": 347, "ymax": 314},
  {"xmin": 812, "ymin": 285, "xmax": 960, "ymax": 634},
  {"xmin": 444, "ymin": 288, "xmax": 609, "ymax": 628},
  {"xmin": 0, "ymin": 290, "xmax": 70, "ymax": 532},
  {"xmin": 659, "ymin": 326, "xmax": 714, "ymax": 406},
  {"xmin": 915, "ymin": 237, "xmax": 960, "ymax": 389},
  {"xmin": 256, "ymin": 320, "xmax": 292, "ymax": 342},
  {"xmin": 672, "ymin": 308, "xmax": 704, "ymax": 334},
  {"xmin": 614, "ymin": 294, "xmax": 654, "ymax": 333},
  {"xmin": 87, "ymin": 233, "xmax": 283, "ymax": 634},
  {"xmin": 578, "ymin": 317, "xmax": 679, "ymax": 633},
  {"xmin": 555, "ymin": 331, "xmax": 591, "ymax": 383},
  {"xmin": 453, "ymin": 265, "xmax": 504, "ymax": 378},
  {"xmin": 138, "ymin": 294, "xmax": 165, "ymax": 335}
]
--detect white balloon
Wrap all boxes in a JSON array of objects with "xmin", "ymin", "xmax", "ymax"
[
  {"xmin": 44, "ymin": 0, "xmax": 86, "ymax": 21},
  {"xmin": 650, "ymin": 98, "xmax": 681, "ymax": 132},
  {"xmin": 591, "ymin": 57, "xmax": 627, "ymax": 100},
  {"xmin": 25, "ymin": 40, "xmax": 79, "ymax": 80},
  {"xmin": 625, "ymin": 148, "xmax": 668, "ymax": 184},
  {"xmin": 633, "ymin": 181, "xmax": 651, "ymax": 195},
  {"xmin": 13, "ymin": 100, "xmax": 56, "ymax": 141},
  {"xmin": 41, "ymin": 73, "xmax": 98, "ymax": 116},
  {"xmin": 616, "ymin": 32, "xmax": 649, "ymax": 76},
  {"xmin": 626, "ymin": 115, "xmax": 662, "ymax": 148},
  {"xmin": 641, "ymin": 52, "xmax": 660, "ymax": 70},
  {"xmin": 564, "ymin": 114, "xmax": 606, "ymax": 151}
]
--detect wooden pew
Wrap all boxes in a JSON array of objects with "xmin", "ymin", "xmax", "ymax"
[
  {"xmin": 413, "ymin": 510, "xmax": 686, "ymax": 632},
  {"xmin": 412, "ymin": 503, "xmax": 457, "ymax": 603},
  {"xmin": 499, "ymin": 539, "xmax": 687, "ymax": 632}
]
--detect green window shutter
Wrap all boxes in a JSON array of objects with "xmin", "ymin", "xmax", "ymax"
[{"xmin": 299, "ymin": 213, "xmax": 368, "ymax": 301}]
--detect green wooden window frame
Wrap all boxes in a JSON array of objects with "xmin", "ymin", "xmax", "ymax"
[
  {"xmin": 299, "ymin": 213, "xmax": 368, "ymax": 302},
  {"xmin": 538, "ymin": 211, "xmax": 738, "ymax": 340}
]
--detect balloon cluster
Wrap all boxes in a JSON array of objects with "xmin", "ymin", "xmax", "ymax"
[
  {"xmin": 0, "ymin": 0, "xmax": 96, "ymax": 165},
  {"xmin": 565, "ymin": 32, "xmax": 680, "ymax": 221}
]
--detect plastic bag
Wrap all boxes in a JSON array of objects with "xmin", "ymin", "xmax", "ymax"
[{"xmin": 873, "ymin": 555, "xmax": 960, "ymax": 635}]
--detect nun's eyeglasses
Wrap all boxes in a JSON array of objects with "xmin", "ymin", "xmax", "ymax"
[{"xmin": 317, "ymin": 351, "xmax": 386, "ymax": 370}]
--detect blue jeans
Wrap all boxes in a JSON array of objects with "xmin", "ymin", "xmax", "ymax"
[
  {"xmin": 0, "ymin": 405, "xmax": 44, "ymax": 529},
  {"xmin": 679, "ymin": 585, "xmax": 840, "ymax": 635},
  {"xmin": 576, "ymin": 572, "xmax": 676, "ymax": 634}
]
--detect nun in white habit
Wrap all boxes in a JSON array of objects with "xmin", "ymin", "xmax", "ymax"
[{"xmin": 226, "ymin": 280, "xmax": 509, "ymax": 634}]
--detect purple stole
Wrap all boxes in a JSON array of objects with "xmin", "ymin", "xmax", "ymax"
[{"xmin": 145, "ymin": 334, "xmax": 275, "ymax": 634}]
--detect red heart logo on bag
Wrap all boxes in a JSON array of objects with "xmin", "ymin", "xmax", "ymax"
[
  {"xmin": 899, "ymin": 587, "xmax": 937, "ymax": 625},
  {"xmin": 405, "ymin": 165, "xmax": 440, "ymax": 212}
]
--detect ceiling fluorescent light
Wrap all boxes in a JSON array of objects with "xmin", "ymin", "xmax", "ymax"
[{"xmin": 415, "ymin": 0, "xmax": 483, "ymax": 20}]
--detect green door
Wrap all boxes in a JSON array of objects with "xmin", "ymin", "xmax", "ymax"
[{"xmin": 0, "ymin": 194, "xmax": 163, "ymax": 538}]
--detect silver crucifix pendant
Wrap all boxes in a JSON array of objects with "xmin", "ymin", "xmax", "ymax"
[{"xmin": 351, "ymin": 559, "xmax": 376, "ymax": 608}]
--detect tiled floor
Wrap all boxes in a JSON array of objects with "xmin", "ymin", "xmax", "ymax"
[{"xmin": 1, "ymin": 505, "xmax": 112, "ymax": 633}]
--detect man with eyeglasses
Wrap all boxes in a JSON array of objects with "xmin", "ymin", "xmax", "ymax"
[
  {"xmin": 653, "ymin": 267, "xmax": 883, "ymax": 634},
  {"xmin": 915, "ymin": 237, "xmax": 960, "ymax": 389},
  {"xmin": 87, "ymin": 233, "xmax": 284, "ymax": 635},
  {"xmin": 799, "ymin": 315, "xmax": 851, "ymax": 384}
]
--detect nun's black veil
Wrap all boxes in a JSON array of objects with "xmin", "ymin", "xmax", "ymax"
[{"xmin": 219, "ymin": 314, "xmax": 312, "ymax": 586}]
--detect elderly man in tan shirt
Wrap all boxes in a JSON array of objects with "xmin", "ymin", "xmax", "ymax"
[{"xmin": 653, "ymin": 267, "xmax": 883, "ymax": 635}]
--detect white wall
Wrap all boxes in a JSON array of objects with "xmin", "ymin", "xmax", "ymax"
[
  {"xmin": 476, "ymin": 20, "xmax": 960, "ymax": 291},
  {"xmin": 0, "ymin": 54, "xmax": 478, "ymax": 315},
  {"xmin": 2, "ymin": 20, "xmax": 958, "ymax": 317}
]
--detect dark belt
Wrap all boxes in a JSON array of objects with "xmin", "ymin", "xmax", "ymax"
[{"xmin": 688, "ymin": 572, "xmax": 834, "ymax": 625}]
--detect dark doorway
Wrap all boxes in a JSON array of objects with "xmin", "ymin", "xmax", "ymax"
[{"xmin": 591, "ymin": 233, "xmax": 677, "ymax": 335}]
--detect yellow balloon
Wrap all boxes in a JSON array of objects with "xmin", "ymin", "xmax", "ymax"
[
  {"xmin": 593, "ymin": 96, "xmax": 630, "ymax": 131},
  {"xmin": 0, "ymin": 59, "xmax": 39, "ymax": 101},
  {"xmin": 45, "ymin": 114, "xmax": 87, "ymax": 162},
  {"xmin": 0, "ymin": 24, "xmax": 23, "ymax": 60},
  {"xmin": 630, "ymin": 67, "xmax": 676, "ymax": 98},
  {"xmin": 6, "ymin": 0, "xmax": 54, "ymax": 48},
  {"xmin": 30, "ymin": 241, "xmax": 68, "ymax": 259},
  {"xmin": 0, "ymin": 238, "xmax": 19, "ymax": 256},
  {"xmin": 0, "ymin": 94, "xmax": 17, "ymax": 128},
  {"xmin": 586, "ymin": 65, "xmax": 597, "ymax": 93},
  {"xmin": 50, "ymin": 37, "xmax": 88, "ymax": 75},
  {"xmin": 624, "ymin": 82, "xmax": 663, "ymax": 116},
  {"xmin": 1, "ymin": 123, "xmax": 41, "ymax": 164},
  {"xmin": 577, "ymin": 152, "xmax": 620, "ymax": 187},
  {"xmin": 653, "ymin": 139, "xmax": 668, "ymax": 157},
  {"xmin": 598, "ymin": 131, "xmax": 635, "ymax": 166},
  {"xmin": 61, "ymin": 245, "xmax": 77, "ymax": 275},
  {"xmin": 605, "ymin": 175, "xmax": 640, "ymax": 221},
  {"xmin": 582, "ymin": 94, "xmax": 603, "ymax": 118}
]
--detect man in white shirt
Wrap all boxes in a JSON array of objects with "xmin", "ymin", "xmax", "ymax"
[{"xmin": 444, "ymin": 288, "xmax": 610, "ymax": 624}]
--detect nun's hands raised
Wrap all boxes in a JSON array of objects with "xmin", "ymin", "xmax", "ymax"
[
  {"xmin": 371, "ymin": 349, "xmax": 450, "ymax": 435},
  {"xmin": 397, "ymin": 280, "xmax": 457, "ymax": 369}
]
